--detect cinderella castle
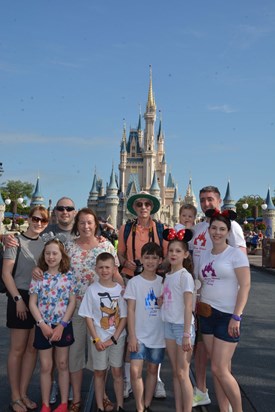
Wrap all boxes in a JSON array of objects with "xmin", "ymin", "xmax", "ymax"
[{"xmin": 87, "ymin": 68, "xmax": 197, "ymax": 228}]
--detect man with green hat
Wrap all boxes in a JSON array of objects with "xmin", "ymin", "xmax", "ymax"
[{"xmin": 118, "ymin": 191, "xmax": 168, "ymax": 401}]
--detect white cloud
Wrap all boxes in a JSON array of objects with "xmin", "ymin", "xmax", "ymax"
[{"xmin": 207, "ymin": 104, "xmax": 237, "ymax": 114}]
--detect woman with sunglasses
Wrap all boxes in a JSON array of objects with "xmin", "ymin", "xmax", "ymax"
[{"xmin": 2, "ymin": 206, "xmax": 49, "ymax": 412}]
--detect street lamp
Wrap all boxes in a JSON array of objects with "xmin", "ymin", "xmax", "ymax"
[
  {"xmin": 242, "ymin": 195, "xmax": 267, "ymax": 231},
  {"xmin": 5, "ymin": 196, "xmax": 24, "ymax": 231},
  {"xmin": 0, "ymin": 162, "xmax": 3, "ymax": 177}
]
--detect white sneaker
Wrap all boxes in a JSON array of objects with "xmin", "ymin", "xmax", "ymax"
[
  {"xmin": 192, "ymin": 386, "xmax": 211, "ymax": 407},
  {"xmin": 49, "ymin": 380, "xmax": 58, "ymax": 404},
  {"xmin": 123, "ymin": 380, "xmax": 132, "ymax": 398},
  {"xmin": 68, "ymin": 385, "xmax": 73, "ymax": 401},
  {"xmin": 154, "ymin": 380, "xmax": 167, "ymax": 399}
]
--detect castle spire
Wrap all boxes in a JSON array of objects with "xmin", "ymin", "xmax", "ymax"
[{"xmin": 146, "ymin": 65, "xmax": 156, "ymax": 111}]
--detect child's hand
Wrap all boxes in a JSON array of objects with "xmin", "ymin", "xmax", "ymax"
[
  {"xmin": 41, "ymin": 323, "xmax": 53, "ymax": 340},
  {"xmin": 182, "ymin": 336, "xmax": 192, "ymax": 352},
  {"xmin": 50, "ymin": 324, "xmax": 64, "ymax": 342},
  {"xmin": 103, "ymin": 339, "xmax": 113, "ymax": 348},
  {"xmin": 95, "ymin": 340, "xmax": 106, "ymax": 352},
  {"xmin": 157, "ymin": 294, "xmax": 164, "ymax": 307},
  {"xmin": 128, "ymin": 337, "xmax": 139, "ymax": 352}
]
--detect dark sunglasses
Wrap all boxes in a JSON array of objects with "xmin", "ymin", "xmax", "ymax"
[
  {"xmin": 135, "ymin": 201, "xmax": 152, "ymax": 208},
  {"xmin": 31, "ymin": 216, "xmax": 49, "ymax": 224},
  {"xmin": 56, "ymin": 206, "xmax": 75, "ymax": 212}
]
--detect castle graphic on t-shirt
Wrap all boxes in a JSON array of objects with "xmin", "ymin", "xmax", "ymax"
[
  {"xmin": 144, "ymin": 288, "xmax": 159, "ymax": 317},
  {"xmin": 194, "ymin": 230, "xmax": 207, "ymax": 248},
  {"xmin": 202, "ymin": 261, "xmax": 217, "ymax": 286}
]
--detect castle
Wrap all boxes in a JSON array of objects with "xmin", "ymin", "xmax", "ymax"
[{"xmin": 87, "ymin": 68, "xmax": 197, "ymax": 228}]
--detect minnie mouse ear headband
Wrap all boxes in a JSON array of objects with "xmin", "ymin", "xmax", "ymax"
[
  {"xmin": 41, "ymin": 231, "xmax": 67, "ymax": 246},
  {"xmin": 205, "ymin": 208, "xmax": 237, "ymax": 221},
  {"xmin": 163, "ymin": 228, "xmax": 193, "ymax": 243}
]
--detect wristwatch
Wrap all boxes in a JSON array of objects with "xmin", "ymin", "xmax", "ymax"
[
  {"xmin": 36, "ymin": 319, "xmax": 45, "ymax": 326},
  {"xmin": 13, "ymin": 295, "xmax": 22, "ymax": 302}
]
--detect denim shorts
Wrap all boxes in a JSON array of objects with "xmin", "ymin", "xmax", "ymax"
[
  {"xmin": 200, "ymin": 307, "xmax": 240, "ymax": 343},
  {"xmin": 164, "ymin": 322, "xmax": 196, "ymax": 346},
  {"xmin": 130, "ymin": 342, "xmax": 165, "ymax": 364}
]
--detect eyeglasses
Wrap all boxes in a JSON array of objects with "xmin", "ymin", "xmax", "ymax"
[
  {"xmin": 56, "ymin": 206, "xmax": 75, "ymax": 212},
  {"xmin": 135, "ymin": 201, "xmax": 152, "ymax": 208},
  {"xmin": 31, "ymin": 216, "xmax": 49, "ymax": 224}
]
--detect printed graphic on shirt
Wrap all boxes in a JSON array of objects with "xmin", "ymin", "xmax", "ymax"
[
  {"xmin": 98, "ymin": 292, "xmax": 120, "ymax": 330},
  {"xmin": 163, "ymin": 283, "xmax": 172, "ymax": 310},
  {"xmin": 194, "ymin": 230, "xmax": 207, "ymax": 248},
  {"xmin": 144, "ymin": 288, "xmax": 159, "ymax": 317},
  {"xmin": 202, "ymin": 261, "xmax": 217, "ymax": 286}
]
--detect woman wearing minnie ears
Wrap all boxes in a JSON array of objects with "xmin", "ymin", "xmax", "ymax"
[
  {"xmin": 158, "ymin": 228, "xmax": 195, "ymax": 412},
  {"xmin": 198, "ymin": 209, "xmax": 251, "ymax": 412}
]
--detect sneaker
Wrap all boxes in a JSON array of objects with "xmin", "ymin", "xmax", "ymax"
[
  {"xmin": 123, "ymin": 380, "xmax": 132, "ymax": 398},
  {"xmin": 41, "ymin": 404, "xmax": 51, "ymax": 412},
  {"xmin": 68, "ymin": 385, "xmax": 73, "ymax": 401},
  {"xmin": 153, "ymin": 381, "xmax": 166, "ymax": 399},
  {"xmin": 192, "ymin": 387, "xmax": 211, "ymax": 407},
  {"xmin": 53, "ymin": 403, "xmax": 68, "ymax": 412},
  {"xmin": 50, "ymin": 380, "xmax": 58, "ymax": 404}
]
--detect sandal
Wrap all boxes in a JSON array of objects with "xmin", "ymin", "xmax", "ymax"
[
  {"xmin": 69, "ymin": 401, "xmax": 81, "ymax": 412},
  {"xmin": 103, "ymin": 397, "xmax": 114, "ymax": 412},
  {"xmin": 9, "ymin": 399, "xmax": 27, "ymax": 412},
  {"xmin": 21, "ymin": 396, "xmax": 38, "ymax": 411}
]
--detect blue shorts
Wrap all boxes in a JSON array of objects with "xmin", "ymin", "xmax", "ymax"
[
  {"xmin": 164, "ymin": 322, "xmax": 196, "ymax": 346},
  {"xmin": 200, "ymin": 307, "xmax": 240, "ymax": 343},
  {"xmin": 33, "ymin": 322, "xmax": 75, "ymax": 350},
  {"xmin": 130, "ymin": 342, "xmax": 165, "ymax": 365}
]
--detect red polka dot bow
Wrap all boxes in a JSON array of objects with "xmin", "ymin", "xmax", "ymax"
[{"xmin": 166, "ymin": 228, "xmax": 186, "ymax": 241}]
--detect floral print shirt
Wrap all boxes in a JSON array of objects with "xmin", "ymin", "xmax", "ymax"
[
  {"xmin": 29, "ymin": 271, "xmax": 77, "ymax": 324},
  {"xmin": 65, "ymin": 239, "xmax": 119, "ymax": 302}
]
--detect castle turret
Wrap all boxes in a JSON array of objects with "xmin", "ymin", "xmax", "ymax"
[
  {"xmin": 105, "ymin": 166, "xmax": 119, "ymax": 228},
  {"xmin": 263, "ymin": 187, "xmax": 275, "ymax": 239},
  {"xmin": 173, "ymin": 185, "xmax": 180, "ymax": 225},
  {"xmin": 150, "ymin": 171, "xmax": 161, "ymax": 199},
  {"xmin": 87, "ymin": 170, "xmax": 99, "ymax": 210},
  {"xmin": 183, "ymin": 177, "xmax": 197, "ymax": 208},
  {"xmin": 222, "ymin": 180, "xmax": 236, "ymax": 211},
  {"xmin": 30, "ymin": 176, "xmax": 45, "ymax": 208}
]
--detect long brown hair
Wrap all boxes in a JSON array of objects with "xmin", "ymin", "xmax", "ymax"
[
  {"xmin": 38, "ymin": 239, "xmax": 71, "ymax": 273},
  {"xmin": 167, "ymin": 239, "xmax": 194, "ymax": 279},
  {"xmin": 71, "ymin": 207, "xmax": 99, "ymax": 236}
]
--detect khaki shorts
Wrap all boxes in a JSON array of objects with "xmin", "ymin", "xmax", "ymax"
[
  {"xmin": 91, "ymin": 335, "xmax": 126, "ymax": 371},
  {"xmin": 69, "ymin": 305, "xmax": 93, "ymax": 373}
]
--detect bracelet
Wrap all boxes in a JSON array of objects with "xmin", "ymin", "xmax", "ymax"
[
  {"xmin": 91, "ymin": 337, "xmax": 101, "ymax": 344},
  {"xmin": 111, "ymin": 336, "xmax": 117, "ymax": 345},
  {"xmin": 36, "ymin": 319, "xmax": 45, "ymax": 327},
  {"xmin": 231, "ymin": 314, "xmax": 242, "ymax": 321},
  {"xmin": 60, "ymin": 320, "xmax": 68, "ymax": 328},
  {"xmin": 183, "ymin": 332, "xmax": 191, "ymax": 338}
]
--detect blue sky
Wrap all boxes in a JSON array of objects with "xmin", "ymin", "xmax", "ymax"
[{"xmin": 0, "ymin": 0, "xmax": 274, "ymax": 211}]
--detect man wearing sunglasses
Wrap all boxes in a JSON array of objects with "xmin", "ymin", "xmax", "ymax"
[
  {"xmin": 118, "ymin": 191, "xmax": 168, "ymax": 401},
  {"xmin": 43, "ymin": 197, "xmax": 77, "ymax": 242}
]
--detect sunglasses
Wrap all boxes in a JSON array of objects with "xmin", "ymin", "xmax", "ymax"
[
  {"xmin": 56, "ymin": 206, "xmax": 75, "ymax": 212},
  {"xmin": 31, "ymin": 216, "xmax": 49, "ymax": 224},
  {"xmin": 135, "ymin": 201, "xmax": 152, "ymax": 208}
]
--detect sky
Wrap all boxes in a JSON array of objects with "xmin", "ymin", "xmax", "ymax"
[{"xmin": 0, "ymin": 0, "xmax": 274, "ymax": 212}]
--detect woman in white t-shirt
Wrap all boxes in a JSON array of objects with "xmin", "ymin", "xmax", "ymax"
[{"xmin": 198, "ymin": 209, "xmax": 250, "ymax": 412}]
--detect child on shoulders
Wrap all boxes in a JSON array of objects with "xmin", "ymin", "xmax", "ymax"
[{"xmin": 175, "ymin": 203, "xmax": 197, "ymax": 232}]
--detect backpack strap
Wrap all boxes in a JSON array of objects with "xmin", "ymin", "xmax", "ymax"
[{"xmin": 153, "ymin": 219, "xmax": 164, "ymax": 248}]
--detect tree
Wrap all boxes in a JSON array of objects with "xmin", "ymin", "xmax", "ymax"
[
  {"xmin": 0, "ymin": 180, "xmax": 34, "ymax": 230},
  {"xmin": 235, "ymin": 196, "xmax": 265, "ymax": 220}
]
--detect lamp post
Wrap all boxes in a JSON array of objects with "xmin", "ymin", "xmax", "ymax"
[
  {"xmin": 5, "ymin": 196, "xmax": 24, "ymax": 231},
  {"xmin": 0, "ymin": 162, "xmax": 3, "ymax": 177},
  {"xmin": 242, "ymin": 195, "xmax": 267, "ymax": 231}
]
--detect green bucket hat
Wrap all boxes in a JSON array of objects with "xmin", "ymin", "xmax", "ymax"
[{"xmin": 127, "ymin": 191, "xmax": 160, "ymax": 216}]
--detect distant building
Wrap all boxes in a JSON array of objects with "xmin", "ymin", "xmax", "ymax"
[
  {"xmin": 87, "ymin": 68, "xmax": 197, "ymax": 228},
  {"xmin": 30, "ymin": 176, "xmax": 45, "ymax": 208}
]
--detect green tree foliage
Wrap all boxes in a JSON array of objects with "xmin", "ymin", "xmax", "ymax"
[
  {"xmin": 235, "ymin": 196, "xmax": 265, "ymax": 220},
  {"xmin": 0, "ymin": 180, "xmax": 34, "ymax": 214}
]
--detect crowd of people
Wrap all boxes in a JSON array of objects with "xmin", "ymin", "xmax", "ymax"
[{"xmin": 1, "ymin": 186, "xmax": 251, "ymax": 412}]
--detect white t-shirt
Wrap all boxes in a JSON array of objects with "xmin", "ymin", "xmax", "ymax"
[
  {"xmin": 124, "ymin": 275, "xmax": 165, "ymax": 348},
  {"xmin": 78, "ymin": 281, "xmax": 127, "ymax": 342},
  {"xmin": 161, "ymin": 268, "xmax": 195, "ymax": 325},
  {"xmin": 199, "ymin": 245, "xmax": 249, "ymax": 314},
  {"xmin": 190, "ymin": 220, "xmax": 246, "ymax": 277}
]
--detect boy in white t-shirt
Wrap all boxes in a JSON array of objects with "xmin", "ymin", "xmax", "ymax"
[
  {"xmin": 124, "ymin": 242, "xmax": 165, "ymax": 412},
  {"xmin": 79, "ymin": 253, "xmax": 127, "ymax": 412}
]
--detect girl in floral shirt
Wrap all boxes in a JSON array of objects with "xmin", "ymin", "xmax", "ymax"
[{"xmin": 29, "ymin": 239, "xmax": 77, "ymax": 412}]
